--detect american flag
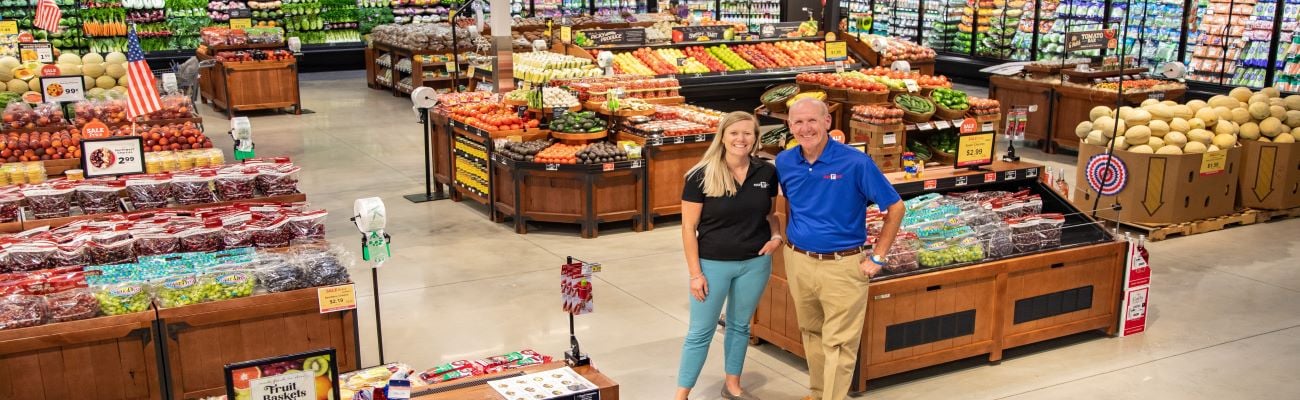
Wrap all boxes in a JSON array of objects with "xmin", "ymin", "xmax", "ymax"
[
  {"xmin": 126, "ymin": 24, "xmax": 161, "ymax": 119},
  {"xmin": 34, "ymin": 0, "xmax": 61, "ymax": 33}
]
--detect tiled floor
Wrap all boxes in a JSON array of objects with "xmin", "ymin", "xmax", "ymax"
[{"xmin": 200, "ymin": 71, "xmax": 1300, "ymax": 399}]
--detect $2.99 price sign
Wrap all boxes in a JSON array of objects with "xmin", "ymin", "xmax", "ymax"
[
  {"xmin": 956, "ymin": 132, "xmax": 995, "ymax": 168},
  {"xmin": 80, "ymin": 136, "xmax": 146, "ymax": 178}
]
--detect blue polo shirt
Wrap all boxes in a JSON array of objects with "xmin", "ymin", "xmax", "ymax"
[{"xmin": 776, "ymin": 140, "xmax": 902, "ymax": 253}]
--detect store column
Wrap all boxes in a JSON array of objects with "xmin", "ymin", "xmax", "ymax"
[{"xmin": 491, "ymin": 0, "xmax": 516, "ymax": 91}]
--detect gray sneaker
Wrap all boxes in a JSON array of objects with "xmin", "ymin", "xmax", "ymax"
[{"xmin": 721, "ymin": 386, "xmax": 759, "ymax": 400}]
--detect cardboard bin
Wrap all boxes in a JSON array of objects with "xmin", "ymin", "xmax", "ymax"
[
  {"xmin": 1238, "ymin": 140, "xmax": 1300, "ymax": 210},
  {"xmin": 1073, "ymin": 142, "xmax": 1241, "ymax": 225}
]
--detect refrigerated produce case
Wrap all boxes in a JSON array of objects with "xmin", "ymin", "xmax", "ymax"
[
  {"xmin": 595, "ymin": 0, "xmax": 648, "ymax": 16},
  {"xmin": 846, "ymin": 0, "xmax": 874, "ymax": 34},
  {"xmin": 925, "ymin": 0, "xmax": 966, "ymax": 51},
  {"xmin": 1114, "ymin": 0, "xmax": 1186, "ymax": 69}
]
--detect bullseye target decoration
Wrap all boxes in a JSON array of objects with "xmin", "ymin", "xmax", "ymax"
[{"xmin": 1086, "ymin": 153, "xmax": 1128, "ymax": 196}]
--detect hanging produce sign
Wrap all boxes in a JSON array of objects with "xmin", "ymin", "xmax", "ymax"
[
  {"xmin": 1085, "ymin": 153, "xmax": 1129, "ymax": 196},
  {"xmin": 582, "ymin": 28, "xmax": 646, "ymax": 46},
  {"xmin": 1065, "ymin": 29, "xmax": 1117, "ymax": 52},
  {"xmin": 560, "ymin": 25, "xmax": 573, "ymax": 44},
  {"xmin": 18, "ymin": 42, "xmax": 54, "ymax": 63},
  {"xmin": 672, "ymin": 25, "xmax": 729, "ymax": 42},
  {"xmin": 229, "ymin": 18, "xmax": 253, "ymax": 30},
  {"xmin": 224, "ymin": 349, "xmax": 340, "ymax": 400},
  {"xmin": 759, "ymin": 22, "xmax": 803, "ymax": 38}
]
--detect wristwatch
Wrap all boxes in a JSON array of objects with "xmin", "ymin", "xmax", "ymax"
[{"xmin": 868, "ymin": 254, "xmax": 887, "ymax": 266}]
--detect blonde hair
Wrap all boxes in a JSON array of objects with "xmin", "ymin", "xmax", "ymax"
[{"xmin": 685, "ymin": 111, "xmax": 761, "ymax": 197}]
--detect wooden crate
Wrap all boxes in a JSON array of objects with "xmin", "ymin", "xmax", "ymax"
[
  {"xmin": 157, "ymin": 288, "xmax": 360, "ymax": 400},
  {"xmin": 0, "ymin": 311, "xmax": 164, "ymax": 400},
  {"xmin": 492, "ymin": 158, "xmax": 645, "ymax": 238},
  {"xmin": 199, "ymin": 55, "xmax": 301, "ymax": 118},
  {"xmin": 988, "ymin": 75, "xmax": 1053, "ymax": 144}
]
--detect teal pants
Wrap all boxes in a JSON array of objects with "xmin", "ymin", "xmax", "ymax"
[{"xmin": 677, "ymin": 254, "xmax": 772, "ymax": 388}]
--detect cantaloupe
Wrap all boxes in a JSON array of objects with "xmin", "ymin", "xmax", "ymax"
[
  {"xmin": 1195, "ymin": 107, "xmax": 1219, "ymax": 127},
  {"xmin": 1148, "ymin": 120, "xmax": 1170, "ymax": 137},
  {"xmin": 1141, "ymin": 99, "xmax": 1160, "ymax": 107},
  {"xmin": 1090, "ymin": 106, "xmax": 1113, "ymax": 121},
  {"xmin": 1208, "ymin": 95, "xmax": 1238, "ymax": 109},
  {"xmin": 1214, "ymin": 121, "xmax": 1237, "ymax": 137},
  {"xmin": 1215, "ymin": 106, "xmax": 1233, "ymax": 122},
  {"xmin": 1170, "ymin": 118, "xmax": 1191, "ymax": 133},
  {"xmin": 105, "ymin": 52, "xmax": 127, "ymax": 64},
  {"xmin": 1075, "ymin": 121, "xmax": 1093, "ymax": 138},
  {"xmin": 1249, "ymin": 102, "xmax": 1271, "ymax": 120},
  {"xmin": 57, "ymin": 63, "xmax": 82, "ymax": 76},
  {"xmin": 1270, "ymin": 105, "xmax": 1288, "ymax": 120},
  {"xmin": 1230, "ymin": 108, "xmax": 1251, "ymax": 125},
  {"xmin": 1240, "ymin": 122, "xmax": 1261, "ymax": 140},
  {"xmin": 1125, "ymin": 125, "xmax": 1152, "ymax": 145},
  {"xmin": 1270, "ymin": 98, "xmax": 1285, "ymax": 108},
  {"xmin": 0, "ymin": 56, "xmax": 19, "ymax": 70},
  {"xmin": 1187, "ymin": 99, "xmax": 1209, "ymax": 113},
  {"xmin": 1148, "ymin": 104, "xmax": 1174, "ymax": 121},
  {"xmin": 1162, "ymin": 100, "xmax": 1178, "ymax": 106},
  {"xmin": 1277, "ymin": 133, "xmax": 1297, "ymax": 143},
  {"xmin": 1165, "ymin": 131, "xmax": 1189, "ymax": 147},
  {"xmin": 1260, "ymin": 137, "xmax": 1273, "ymax": 142},
  {"xmin": 1260, "ymin": 117, "xmax": 1284, "ymax": 137},
  {"xmin": 1189, "ymin": 117, "xmax": 1207, "ymax": 130},
  {"xmin": 1229, "ymin": 87, "xmax": 1254, "ymax": 102},
  {"xmin": 1148, "ymin": 137, "xmax": 1165, "ymax": 148},
  {"xmin": 1285, "ymin": 95, "xmax": 1300, "ymax": 111},
  {"xmin": 1212, "ymin": 133, "xmax": 1237, "ymax": 148},
  {"xmin": 95, "ymin": 76, "xmax": 115, "ymax": 89},
  {"xmin": 12, "ymin": 67, "xmax": 34, "ymax": 81},
  {"xmin": 1111, "ymin": 138, "xmax": 1131, "ymax": 150},
  {"xmin": 105, "ymin": 64, "xmax": 126, "ymax": 79},
  {"xmin": 1188, "ymin": 129, "xmax": 1214, "ymax": 144},
  {"xmin": 1171, "ymin": 105, "xmax": 1194, "ymax": 120},
  {"xmin": 82, "ymin": 63, "xmax": 105, "ymax": 78},
  {"xmin": 1292, "ymin": 126, "xmax": 1300, "ymax": 137},
  {"xmin": 57, "ymin": 53, "xmax": 82, "ymax": 65},
  {"xmin": 1117, "ymin": 106, "xmax": 1136, "ymax": 121},
  {"xmin": 83, "ymin": 76, "xmax": 95, "ymax": 89},
  {"xmin": 1285, "ymin": 110, "xmax": 1300, "ymax": 127},
  {"xmin": 0, "ymin": 69, "xmax": 11, "ymax": 82},
  {"xmin": 1095, "ymin": 116, "xmax": 1125, "ymax": 137},
  {"xmin": 1261, "ymin": 87, "xmax": 1281, "ymax": 98},
  {"xmin": 1084, "ymin": 130, "xmax": 1107, "ymax": 146},
  {"xmin": 1128, "ymin": 144, "xmax": 1155, "ymax": 154},
  {"xmin": 1126, "ymin": 109, "xmax": 1152, "ymax": 126},
  {"xmin": 1157, "ymin": 144, "xmax": 1184, "ymax": 155},
  {"xmin": 1249, "ymin": 93, "xmax": 1270, "ymax": 104},
  {"xmin": 1183, "ymin": 141, "xmax": 1208, "ymax": 154},
  {"xmin": 5, "ymin": 80, "xmax": 27, "ymax": 93},
  {"xmin": 117, "ymin": 76, "xmax": 127, "ymax": 87},
  {"xmin": 82, "ymin": 53, "xmax": 104, "ymax": 65}
]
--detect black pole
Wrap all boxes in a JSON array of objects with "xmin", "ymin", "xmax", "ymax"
[
  {"xmin": 371, "ymin": 267, "xmax": 385, "ymax": 364},
  {"xmin": 1133, "ymin": 0, "xmax": 1148, "ymax": 68},
  {"xmin": 1265, "ymin": 0, "xmax": 1287, "ymax": 86},
  {"xmin": 1219, "ymin": 0, "xmax": 1237, "ymax": 85},
  {"xmin": 405, "ymin": 108, "xmax": 449, "ymax": 203}
]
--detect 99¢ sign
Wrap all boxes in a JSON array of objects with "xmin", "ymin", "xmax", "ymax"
[
  {"xmin": 80, "ymin": 136, "xmax": 146, "ymax": 178},
  {"xmin": 41, "ymin": 75, "xmax": 87, "ymax": 103}
]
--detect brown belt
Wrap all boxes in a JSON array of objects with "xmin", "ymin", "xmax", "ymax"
[{"xmin": 785, "ymin": 242, "xmax": 867, "ymax": 261}]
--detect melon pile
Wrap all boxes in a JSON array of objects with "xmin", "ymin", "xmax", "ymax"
[
  {"xmin": 1075, "ymin": 87, "xmax": 1300, "ymax": 155},
  {"xmin": 0, "ymin": 52, "xmax": 130, "ymax": 100}
]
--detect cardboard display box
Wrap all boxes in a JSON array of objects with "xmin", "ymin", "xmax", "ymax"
[
  {"xmin": 850, "ymin": 121, "xmax": 907, "ymax": 149},
  {"xmin": 869, "ymin": 145, "xmax": 903, "ymax": 173},
  {"xmin": 1238, "ymin": 140, "xmax": 1300, "ymax": 210},
  {"xmin": 1073, "ymin": 142, "xmax": 1242, "ymax": 225}
]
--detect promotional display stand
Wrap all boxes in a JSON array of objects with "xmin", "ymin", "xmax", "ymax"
[
  {"xmin": 751, "ymin": 161, "xmax": 1127, "ymax": 393},
  {"xmin": 197, "ymin": 42, "xmax": 303, "ymax": 118}
]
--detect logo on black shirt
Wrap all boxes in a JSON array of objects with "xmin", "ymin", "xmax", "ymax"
[{"xmin": 754, "ymin": 182, "xmax": 769, "ymax": 189}]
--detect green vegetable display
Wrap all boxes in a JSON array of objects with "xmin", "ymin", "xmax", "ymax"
[
  {"xmin": 894, "ymin": 94, "xmax": 934, "ymax": 114},
  {"xmin": 928, "ymin": 131, "xmax": 958, "ymax": 154},
  {"xmin": 549, "ymin": 110, "xmax": 605, "ymax": 133},
  {"xmin": 930, "ymin": 87, "xmax": 969, "ymax": 110},
  {"xmin": 906, "ymin": 138, "xmax": 932, "ymax": 160},
  {"xmin": 762, "ymin": 85, "xmax": 798, "ymax": 103}
]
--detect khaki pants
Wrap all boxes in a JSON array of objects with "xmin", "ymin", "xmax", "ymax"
[{"xmin": 784, "ymin": 246, "xmax": 870, "ymax": 400}]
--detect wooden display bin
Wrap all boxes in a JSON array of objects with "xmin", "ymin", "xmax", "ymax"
[
  {"xmin": 0, "ymin": 311, "xmax": 164, "ymax": 400},
  {"xmin": 431, "ymin": 112, "xmax": 454, "ymax": 194},
  {"xmin": 751, "ymin": 162, "xmax": 1125, "ymax": 392},
  {"xmin": 157, "ymin": 288, "xmax": 360, "ymax": 400},
  {"xmin": 1051, "ymin": 85, "xmax": 1184, "ymax": 152},
  {"xmin": 840, "ymin": 32, "xmax": 935, "ymax": 75},
  {"xmin": 617, "ymin": 132, "xmax": 711, "ymax": 229},
  {"xmin": 988, "ymin": 75, "xmax": 1054, "ymax": 147},
  {"xmin": 492, "ymin": 156, "xmax": 646, "ymax": 238},
  {"xmin": 197, "ymin": 51, "xmax": 301, "ymax": 118},
  {"xmin": 1237, "ymin": 140, "xmax": 1300, "ymax": 210}
]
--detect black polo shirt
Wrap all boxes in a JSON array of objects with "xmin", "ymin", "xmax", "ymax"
[{"xmin": 682, "ymin": 157, "xmax": 780, "ymax": 261}]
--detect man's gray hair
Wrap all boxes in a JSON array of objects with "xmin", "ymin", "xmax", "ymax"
[{"xmin": 789, "ymin": 97, "xmax": 829, "ymax": 117}]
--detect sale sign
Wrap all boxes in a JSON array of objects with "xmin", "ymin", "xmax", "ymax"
[
  {"xmin": 83, "ymin": 119, "xmax": 110, "ymax": 139},
  {"xmin": 80, "ymin": 136, "xmax": 146, "ymax": 178}
]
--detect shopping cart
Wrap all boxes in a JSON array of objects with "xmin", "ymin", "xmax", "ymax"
[{"xmin": 152, "ymin": 57, "xmax": 218, "ymax": 104}]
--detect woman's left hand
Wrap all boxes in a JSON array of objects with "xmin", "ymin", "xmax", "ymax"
[{"xmin": 758, "ymin": 238, "xmax": 782, "ymax": 255}]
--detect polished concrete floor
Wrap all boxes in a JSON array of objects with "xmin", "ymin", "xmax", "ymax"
[{"xmin": 198, "ymin": 72, "xmax": 1300, "ymax": 399}]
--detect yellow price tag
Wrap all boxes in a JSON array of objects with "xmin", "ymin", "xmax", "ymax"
[
  {"xmin": 317, "ymin": 284, "xmax": 358, "ymax": 313},
  {"xmin": 1199, "ymin": 149, "xmax": 1228, "ymax": 176},
  {"xmin": 445, "ymin": 61, "xmax": 457, "ymax": 72},
  {"xmin": 0, "ymin": 21, "xmax": 17, "ymax": 35},
  {"xmin": 956, "ymin": 132, "xmax": 995, "ymax": 167},
  {"xmin": 560, "ymin": 26, "xmax": 572, "ymax": 44},
  {"xmin": 824, "ymin": 41, "xmax": 847, "ymax": 62},
  {"xmin": 229, "ymin": 18, "xmax": 252, "ymax": 29}
]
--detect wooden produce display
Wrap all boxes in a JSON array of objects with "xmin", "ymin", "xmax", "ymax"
[
  {"xmin": 366, "ymin": 42, "xmax": 474, "ymax": 96},
  {"xmin": 158, "ymin": 287, "xmax": 361, "ymax": 400},
  {"xmin": 491, "ymin": 155, "xmax": 646, "ymax": 238},
  {"xmin": 616, "ymin": 131, "xmax": 712, "ymax": 230},
  {"xmin": 1238, "ymin": 140, "xmax": 1300, "ymax": 210},
  {"xmin": 751, "ymin": 161, "xmax": 1124, "ymax": 393},
  {"xmin": 197, "ymin": 43, "xmax": 302, "ymax": 118},
  {"xmin": 988, "ymin": 75, "xmax": 1054, "ymax": 146},
  {"xmin": 840, "ymin": 32, "xmax": 936, "ymax": 75},
  {"xmin": 430, "ymin": 112, "xmax": 454, "ymax": 198},
  {"xmin": 0, "ymin": 311, "xmax": 164, "ymax": 400},
  {"xmin": 1050, "ymin": 84, "xmax": 1184, "ymax": 152}
]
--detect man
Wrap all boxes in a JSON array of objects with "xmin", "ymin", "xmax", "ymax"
[{"xmin": 776, "ymin": 98, "xmax": 906, "ymax": 400}]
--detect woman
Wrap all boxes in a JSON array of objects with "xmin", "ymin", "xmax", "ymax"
[{"xmin": 676, "ymin": 111, "xmax": 780, "ymax": 400}]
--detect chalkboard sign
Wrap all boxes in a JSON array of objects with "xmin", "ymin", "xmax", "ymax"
[
  {"xmin": 759, "ymin": 22, "xmax": 804, "ymax": 38},
  {"xmin": 672, "ymin": 25, "xmax": 729, "ymax": 42},
  {"xmin": 584, "ymin": 28, "xmax": 646, "ymax": 46},
  {"xmin": 1065, "ymin": 29, "xmax": 1116, "ymax": 52}
]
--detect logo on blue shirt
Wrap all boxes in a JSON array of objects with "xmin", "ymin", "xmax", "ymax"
[{"xmin": 824, "ymin": 173, "xmax": 841, "ymax": 180}]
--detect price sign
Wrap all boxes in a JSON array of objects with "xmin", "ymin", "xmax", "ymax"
[
  {"xmin": 602, "ymin": 163, "xmax": 615, "ymax": 171},
  {"xmin": 917, "ymin": 122, "xmax": 933, "ymax": 131},
  {"xmin": 824, "ymin": 41, "xmax": 848, "ymax": 62},
  {"xmin": 224, "ymin": 349, "xmax": 340, "ymax": 400},
  {"xmin": 1199, "ymin": 149, "xmax": 1228, "ymax": 176},
  {"xmin": 229, "ymin": 18, "xmax": 252, "ymax": 29},
  {"xmin": 935, "ymin": 120, "xmax": 952, "ymax": 129},
  {"xmin": 18, "ymin": 42, "xmax": 54, "ymax": 63},
  {"xmin": 387, "ymin": 380, "xmax": 412, "ymax": 400},
  {"xmin": 40, "ymin": 75, "xmax": 86, "ymax": 103},
  {"xmin": 40, "ymin": 64, "xmax": 60, "ymax": 77},
  {"xmin": 0, "ymin": 21, "xmax": 17, "ymax": 35},
  {"xmin": 835, "ymin": 61, "xmax": 845, "ymax": 73},
  {"xmin": 759, "ymin": 21, "xmax": 803, "ymax": 38},
  {"xmin": 672, "ymin": 25, "xmax": 728, "ymax": 42},
  {"xmin": 583, "ymin": 28, "xmax": 646, "ymax": 46},
  {"xmin": 673, "ymin": 136, "xmax": 686, "ymax": 144},
  {"xmin": 317, "ymin": 284, "xmax": 357, "ymax": 313},
  {"xmin": 956, "ymin": 131, "xmax": 996, "ymax": 168},
  {"xmin": 560, "ymin": 26, "xmax": 573, "ymax": 44},
  {"xmin": 83, "ymin": 119, "xmax": 110, "ymax": 139},
  {"xmin": 80, "ymin": 136, "xmax": 145, "ymax": 178},
  {"xmin": 903, "ymin": 79, "xmax": 920, "ymax": 93},
  {"xmin": 1065, "ymin": 29, "xmax": 1117, "ymax": 51},
  {"xmin": 161, "ymin": 73, "xmax": 178, "ymax": 94}
]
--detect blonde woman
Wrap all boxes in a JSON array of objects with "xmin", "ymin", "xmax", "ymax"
[{"xmin": 676, "ymin": 111, "xmax": 781, "ymax": 400}]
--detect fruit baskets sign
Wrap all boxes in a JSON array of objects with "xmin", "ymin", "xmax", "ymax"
[
  {"xmin": 225, "ymin": 349, "xmax": 340, "ymax": 400},
  {"xmin": 80, "ymin": 136, "xmax": 145, "ymax": 178}
]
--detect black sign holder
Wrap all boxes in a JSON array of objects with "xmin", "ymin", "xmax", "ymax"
[
  {"xmin": 565, "ymin": 256, "xmax": 593, "ymax": 367},
  {"xmin": 404, "ymin": 107, "xmax": 450, "ymax": 203},
  {"xmin": 223, "ymin": 348, "xmax": 341, "ymax": 400}
]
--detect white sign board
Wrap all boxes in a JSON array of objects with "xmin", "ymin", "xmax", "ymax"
[
  {"xmin": 249, "ymin": 370, "xmax": 317, "ymax": 400},
  {"xmin": 41, "ymin": 75, "xmax": 86, "ymax": 102}
]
